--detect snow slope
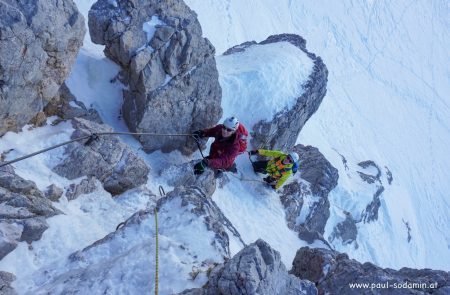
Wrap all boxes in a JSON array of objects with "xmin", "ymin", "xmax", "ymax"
[{"xmin": 185, "ymin": 0, "xmax": 450, "ymax": 270}]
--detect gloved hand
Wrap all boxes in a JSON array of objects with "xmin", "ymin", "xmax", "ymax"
[
  {"xmin": 194, "ymin": 159, "xmax": 208, "ymax": 175},
  {"xmin": 192, "ymin": 130, "xmax": 204, "ymax": 140},
  {"xmin": 249, "ymin": 150, "xmax": 258, "ymax": 155}
]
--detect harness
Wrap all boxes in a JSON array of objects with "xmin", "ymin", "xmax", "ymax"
[{"xmin": 266, "ymin": 156, "xmax": 292, "ymax": 178}]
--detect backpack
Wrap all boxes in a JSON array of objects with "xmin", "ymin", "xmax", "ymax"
[
  {"xmin": 292, "ymin": 162, "xmax": 299, "ymax": 174},
  {"xmin": 236, "ymin": 124, "xmax": 248, "ymax": 154}
]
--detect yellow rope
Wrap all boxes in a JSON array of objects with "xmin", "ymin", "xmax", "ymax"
[{"xmin": 154, "ymin": 207, "xmax": 159, "ymax": 295}]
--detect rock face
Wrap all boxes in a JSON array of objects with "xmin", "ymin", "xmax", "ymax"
[
  {"xmin": 239, "ymin": 34, "xmax": 328, "ymax": 151},
  {"xmin": 88, "ymin": 0, "xmax": 222, "ymax": 154},
  {"xmin": 32, "ymin": 171, "xmax": 244, "ymax": 294},
  {"xmin": 43, "ymin": 83, "xmax": 102, "ymax": 125},
  {"xmin": 328, "ymin": 212, "xmax": 358, "ymax": 246},
  {"xmin": 279, "ymin": 144, "xmax": 338, "ymax": 244},
  {"xmin": 290, "ymin": 247, "xmax": 450, "ymax": 295},
  {"xmin": 179, "ymin": 239, "xmax": 317, "ymax": 295},
  {"xmin": 0, "ymin": 165, "xmax": 61, "ymax": 259},
  {"xmin": 0, "ymin": 271, "xmax": 17, "ymax": 295},
  {"xmin": 52, "ymin": 118, "xmax": 149, "ymax": 195},
  {"xmin": 0, "ymin": 0, "xmax": 85, "ymax": 136}
]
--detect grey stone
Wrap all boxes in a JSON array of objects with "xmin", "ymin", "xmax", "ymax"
[
  {"xmin": 361, "ymin": 185, "xmax": 384, "ymax": 223},
  {"xmin": 179, "ymin": 239, "xmax": 317, "ymax": 295},
  {"xmin": 65, "ymin": 177, "xmax": 100, "ymax": 201},
  {"xmin": 279, "ymin": 144, "xmax": 338, "ymax": 244},
  {"xmin": 44, "ymin": 83, "xmax": 102, "ymax": 124},
  {"xmin": 329, "ymin": 212, "xmax": 358, "ymax": 246},
  {"xmin": 0, "ymin": 0, "xmax": 85, "ymax": 136},
  {"xmin": 157, "ymin": 170, "xmax": 245, "ymax": 257},
  {"xmin": 291, "ymin": 247, "xmax": 450, "ymax": 294},
  {"xmin": 0, "ymin": 271, "xmax": 17, "ymax": 295},
  {"xmin": 89, "ymin": 0, "xmax": 222, "ymax": 154},
  {"xmin": 44, "ymin": 184, "xmax": 63, "ymax": 202},
  {"xmin": 52, "ymin": 118, "xmax": 150, "ymax": 195},
  {"xmin": 247, "ymin": 34, "xmax": 328, "ymax": 151},
  {"xmin": 0, "ymin": 222, "xmax": 22, "ymax": 259},
  {"xmin": 20, "ymin": 216, "xmax": 49, "ymax": 243},
  {"xmin": 0, "ymin": 168, "xmax": 60, "ymax": 259}
]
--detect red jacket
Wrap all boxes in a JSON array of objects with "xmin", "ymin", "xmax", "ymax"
[{"xmin": 202, "ymin": 124, "xmax": 248, "ymax": 169}]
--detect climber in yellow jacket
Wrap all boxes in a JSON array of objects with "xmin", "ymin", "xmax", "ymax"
[{"xmin": 249, "ymin": 149, "xmax": 300, "ymax": 190}]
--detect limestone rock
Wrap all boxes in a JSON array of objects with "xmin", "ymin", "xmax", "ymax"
[
  {"xmin": 88, "ymin": 0, "xmax": 222, "ymax": 154},
  {"xmin": 179, "ymin": 239, "xmax": 317, "ymax": 295},
  {"xmin": 0, "ymin": 0, "xmax": 85, "ymax": 136},
  {"xmin": 244, "ymin": 34, "xmax": 328, "ymax": 151},
  {"xmin": 290, "ymin": 247, "xmax": 450, "ymax": 295},
  {"xmin": 52, "ymin": 118, "xmax": 150, "ymax": 195}
]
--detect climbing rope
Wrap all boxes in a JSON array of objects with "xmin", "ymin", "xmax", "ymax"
[
  {"xmin": 0, "ymin": 131, "xmax": 194, "ymax": 168},
  {"xmin": 154, "ymin": 206, "xmax": 159, "ymax": 295},
  {"xmin": 154, "ymin": 185, "xmax": 165, "ymax": 295}
]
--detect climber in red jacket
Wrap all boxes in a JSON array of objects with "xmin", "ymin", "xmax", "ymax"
[{"xmin": 192, "ymin": 116, "xmax": 248, "ymax": 175}]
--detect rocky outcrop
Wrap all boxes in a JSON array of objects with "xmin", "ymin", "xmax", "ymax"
[
  {"xmin": 243, "ymin": 34, "xmax": 328, "ymax": 151},
  {"xmin": 0, "ymin": 271, "xmax": 17, "ymax": 295},
  {"xmin": 0, "ymin": 165, "xmax": 61, "ymax": 259},
  {"xmin": 65, "ymin": 176, "xmax": 100, "ymax": 201},
  {"xmin": 0, "ymin": 0, "xmax": 85, "ymax": 136},
  {"xmin": 290, "ymin": 247, "xmax": 450, "ymax": 295},
  {"xmin": 88, "ymin": 0, "xmax": 222, "ymax": 154},
  {"xmin": 279, "ymin": 144, "xmax": 338, "ymax": 244},
  {"xmin": 52, "ymin": 118, "xmax": 149, "ymax": 196},
  {"xmin": 329, "ymin": 212, "xmax": 358, "ymax": 246},
  {"xmin": 33, "ymin": 171, "xmax": 241, "ymax": 294},
  {"xmin": 179, "ymin": 239, "xmax": 317, "ymax": 295},
  {"xmin": 357, "ymin": 160, "xmax": 384, "ymax": 223},
  {"xmin": 44, "ymin": 83, "xmax": 102, "ymax": 125}
]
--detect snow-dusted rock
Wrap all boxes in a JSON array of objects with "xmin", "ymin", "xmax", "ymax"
[
  {"xmin": 0, "ymin": 0, "xmax": 85, "ymax": 136},
  {"xmin": 65, "ymin": 176, "xmax": 100, "ymax": 201},
  {"xmin": 290, "ymin": 247, "xmax": 450, "ymax": 295},
  {"xmin": 53, "ymin": 118, "xmax": 149, "ymax": 195},
  {"xmin": 0, "ymin": 271, "xmax": 16, "ymax": 295},
  {"xmin": 44, "ymin": 184, "xmax": 64, "ymax": 202},
  {"xmin": 31, "ymin": 170, "xmax": 243, "ymax": 294},
  {"xmin": 179, "ymin": 239, "xmax": 317, "ymax": 295},
  {"xmin": 279, "ymin": 144, "xmax": 338, "ymax": 244},
  {"xmin": 0, "ymin": 166, "xmax": 61, "ymax": 259},
  {"xmin": 238, "ymin": 34, "xmax": 328, "ymax": 151},
  {"xmin": 329, "ymin": 212, "xmax": 358, "ymax": 246},
  {"xmin": 44, "ymin": 83, "xmax": 102, "ymax": 124},
  {"xmin": 88, "ymin": 0, "xmax": 222, "ymax": 154}
]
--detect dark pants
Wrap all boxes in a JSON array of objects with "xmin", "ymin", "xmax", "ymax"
[
  {"xmin": 252, "ymin": 161, "xmax": 276, "ymax": 184},
  {"xmin": 252, "ymin": 160, "xmax": 268, "ymax": 173}
]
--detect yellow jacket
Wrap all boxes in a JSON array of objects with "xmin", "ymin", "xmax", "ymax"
[{"xmin": 257, "ymin": 149, "xmax": 294, "ymax": 189}]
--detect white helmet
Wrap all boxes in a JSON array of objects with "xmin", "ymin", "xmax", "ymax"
[
  {"xmin": 288, "ymin": 152, "xmax": 299, "ymax": 163},
  {"xmin": 223, "ymin": 116, "xmax": 239, "ymax": 131}
]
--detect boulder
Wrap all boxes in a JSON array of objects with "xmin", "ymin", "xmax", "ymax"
[
  {"xmin": 65, "ymin": 176, "xmax": 100, "ymax": 201},
  {"xmin": 0, "ymin": 271, "xmax": 17, "ymax": 295},
  {"xmin": 52, "ymin": 118, "xmax": 150, "ymax": 195},
  {"xmin": 290, "ymin": 247, "xmax": 450, "ymax": 295},
  {"xmin": 329, "ymin": 212, "xmax": 358, "ymax": 246},
  {"xmin": 240, "ymin": 34, "xmax": 328, "ymax": 151},
  {"xmin": 0, "ymin": 166, "xmax": 61, "ymax": 259},
  {"xmin": 279, "ymin": 144, "xmax": 338, "ymax": 244},
  {"xmin": 179, "ymin": 239, "xmax": 317, "ymax": 295},
  {"xmin": 88, "ymin": 0, "xmax": 222, "ymax": 154},
  {"xmin": 43, "ymin": 83, "xmax": 102, "ymax": 124},
  {"xmin": 32, "ymin": 171, "xmax": 243, "ymax": 294},
  {"xmin": 44, "ymin": 184, "xmax": 64, "ymax": 202},
  {"xmin": 0, "ymin": 0, "xmax": 85, "ymax": 136}
]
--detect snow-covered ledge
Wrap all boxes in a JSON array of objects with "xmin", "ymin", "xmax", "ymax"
[{"xmin": 218, "ymin": 34, "xmax": 328, "ymax": 151}]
